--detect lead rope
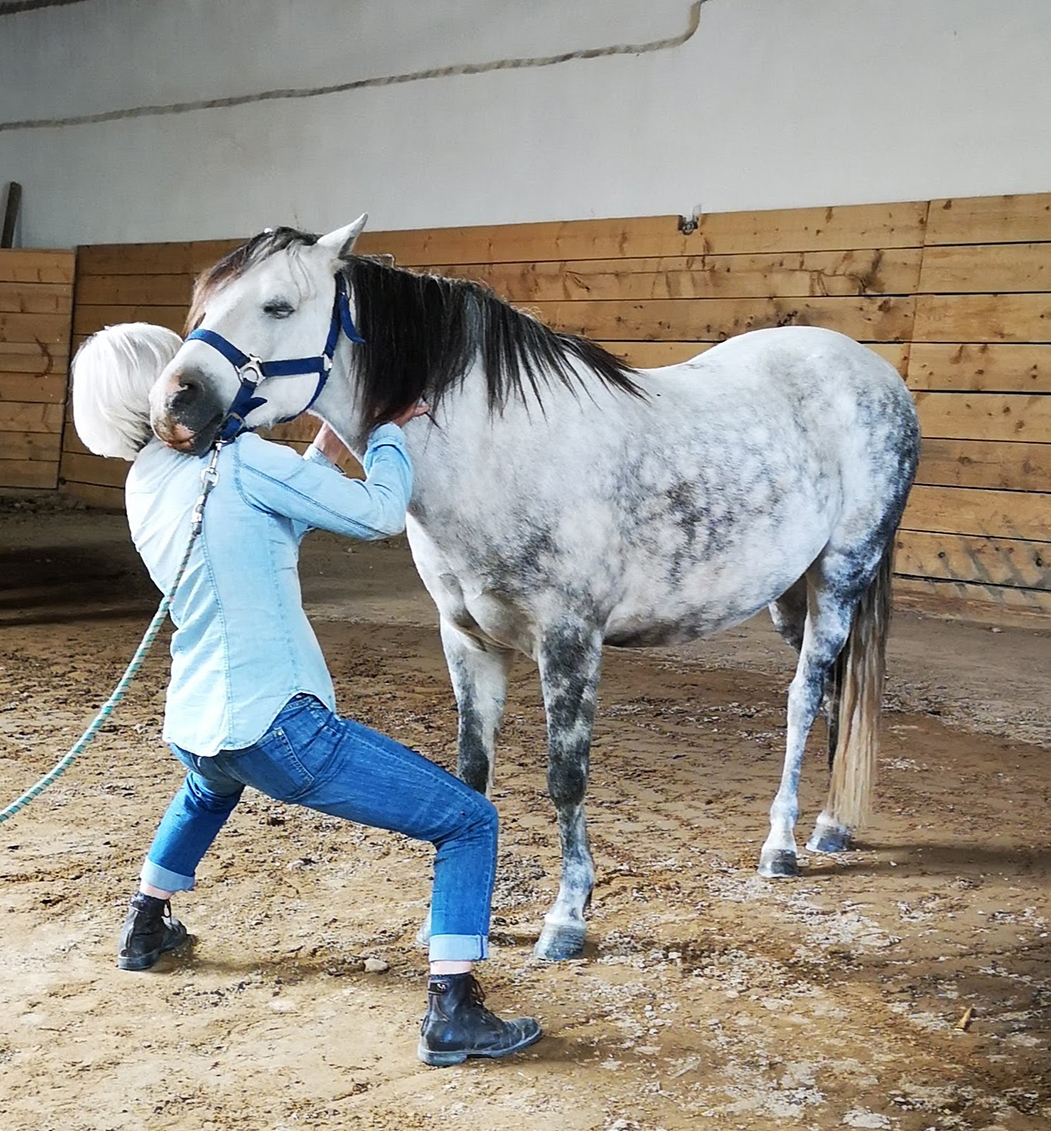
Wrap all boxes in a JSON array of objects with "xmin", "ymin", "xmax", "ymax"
[{"xmin": 0, "ymin": 442, "xmax": 225, "ymax": 824}]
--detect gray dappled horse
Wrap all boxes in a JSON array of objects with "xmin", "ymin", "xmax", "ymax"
[{"xmin": 150, "ymin": 216, "xmax": 920, "ymax": 961}]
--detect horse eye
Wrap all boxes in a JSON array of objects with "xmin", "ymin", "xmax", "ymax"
[{"xmin": 262, "ymin": 299, "xmax": 295, "ymax": 318}]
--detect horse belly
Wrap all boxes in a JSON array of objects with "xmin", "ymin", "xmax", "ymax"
[{"xmin": 603, "ymin": 508, "xmax": 831, "ymax": 647}]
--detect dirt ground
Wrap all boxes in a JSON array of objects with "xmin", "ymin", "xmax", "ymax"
[{"xmin": 1, "ymin": 498, "xmax": 1049, "ymax": 1131}]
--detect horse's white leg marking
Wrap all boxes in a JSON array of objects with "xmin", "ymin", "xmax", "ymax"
[
  {"xmin": 759, "ymin": 573, "xmax": 854, "ymax": 879},
  {"xmin": 534, "ymin": 619, "xmax": 603, "ymax": 961},
  {"xmin": 417, "ymin": 619, "xmax": 512, "ymax": 947}
]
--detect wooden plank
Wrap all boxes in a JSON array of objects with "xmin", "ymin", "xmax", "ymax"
[
  {"xmin": 74, "ymin": 204, "xmax": 929, "ymax": 278},
  {"xmin": 62, "ymin": 425, "xmax": 92, "ymax": 456},
  {"xmin": 0, "ymin": 282, "xmax": 73, "ymax": 315},
  {"xmin": 0, "ymin": 340, "xmax": 68, "ymax": 375},
  {"xmin": 907, "ymin": 343, "xmax": 1051, "ymax": 392},
  {"xmin": 914, "ymin": 391, "xmax": 1051, "ymax": 443},
  {"xmin": 529, "ymin": 296, "xmax": 915, "ymax": 343},
  {"xmin": 0, "ymin": 372, "xmax": 67, "ymax": 403},
  {"xmin": 431, "ymin": 249, "xmax": 922, "ymax": 302},
  {"xmin": 917, "ymin": 438, "xmax": 1051, "ymax": 493},
  {"xmin": 0, "ymin": 430, "xmax": 62, "ymax": 462},
  {"xmin": 59, "ymin": 451, "xmax": 128, "ymax": 490},
  {"xmin": 913, "ymin": 294, "xmax": 1051, "ymax": 343},
  {"xmin": 0, "ymin": 458, "xmax": 59, "ymax": 489},
  {"xmin": 895, "ymin": 529, "xmax": 1051, "ymax": 590},
  {"xmin": 902, "ymin": 484, "xmax": 1051, "ymax": 543},
  {"xmin": 59, "ymin": 480, "xmax": 125, "ymax": 510},
  {"xmin": 0, "ymin": 249, "xmax": 75, "ymax": 284},
  {"xmin": 918, "ymin": 243, "xmax": 1051, "ymax": 294},
  {"xmin": 266, "ymin": 419, "xmax": 321, "ymax": 445},
  {"xmin": 74, "ymin": 273, "xmax": 194, "ymax": 307},
  {"xmin": 0, "ymin": 311, "xmax": 71, "ymax": 345},
  {"xmin": 926, "ymin": 194, "xmax": 1051, "ymax": 246},
  {"xmin": 866, "ymin": 343, "xmax": 911, "ymax": 375},
  {"xmin": 0, "ymin": 402, "xmax": 65, "ymax": 433},
  {"xmin": 73, "ymin": 304, "xmax": 187, "ymax": 337},
  {"xmin": 599, "ymin": 341, "xmax": 710, "ymax": 368},
  {"xmin": 894, "ymin": 575, "xmax": 1051, "ymax": 623},
  {"xmin": 361, "ymin": 201, "xmax": 929, "ymax": 266},
  {"xmin": 76, "ymin": 240, "xmax": 243, "ymax": 277}
]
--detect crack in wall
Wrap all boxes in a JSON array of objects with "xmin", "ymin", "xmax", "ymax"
[
  {"xmin": 0, "ymin": 0, "xmax": 90, "ymax": 16},
  {"xmin": 0, "ymin": 1, "xmax": 704, "ymax": 133}
]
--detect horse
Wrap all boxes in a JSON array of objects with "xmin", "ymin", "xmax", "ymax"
[{"xmin": 149, "ymin": 215, "xmax": 920, "ymax": 961}]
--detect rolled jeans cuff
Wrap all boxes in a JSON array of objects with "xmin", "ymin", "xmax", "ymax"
[
  {"xmin": 141, "ymin": 858, "xmax": 195, "ymax": 894},
  {"xmin": 428, "ymin": 933, "xmax": 489, "ymax": 962}
]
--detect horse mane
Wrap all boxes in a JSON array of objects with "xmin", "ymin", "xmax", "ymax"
[{"xmin": 190, "ymin": 227, "xmax": 642, "ymax": 422}]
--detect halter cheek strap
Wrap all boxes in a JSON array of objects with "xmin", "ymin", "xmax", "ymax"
[{"xmin": 186, "ymin": 273, "xmax": 364, "ymax": 442}]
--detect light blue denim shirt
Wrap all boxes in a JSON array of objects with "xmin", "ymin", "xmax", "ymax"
[{"xmin": 125, "ymin": 424, "xmax": 412, "ymax": 757}]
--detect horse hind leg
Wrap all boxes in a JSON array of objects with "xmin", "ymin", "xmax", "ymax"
[
  {"xmin": 759, "ymin": 562, "xmax": 867, "ymax": 879},
  {"xmin": 417, "ymin": 619, "xmax": 512, "ymax": 947},
  {"xmin": 769, "ymin": 576, "xmax": 807, "ymax": 653},
  {"xmin": 807, "ymin": 544, "xmax": 894, "ymax": 856},
  {"xmin": 534, "ymin": 618, "xmax": 602, "ymax": 961},
  {"xmin": 770, "ymin": 576, "xmax": 841, "ymax": 804}
]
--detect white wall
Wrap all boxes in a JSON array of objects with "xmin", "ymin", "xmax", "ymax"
[{"xmin": 2, "ymin": 0, "xmax": 1050, "ymax": 247}]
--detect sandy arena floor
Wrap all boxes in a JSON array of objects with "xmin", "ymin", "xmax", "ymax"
[{"xmin": 1, "ymin": 499, "xmax": 1049, "ymax": 1131}]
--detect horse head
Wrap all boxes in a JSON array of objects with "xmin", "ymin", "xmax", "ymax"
[{"xmin": 150, "ymin": 216, "xmax": 368, "ymax": 455}]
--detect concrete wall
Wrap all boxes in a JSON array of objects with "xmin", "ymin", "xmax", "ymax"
[{"xmin": 2, "ymin": 0, "xmax": 1050, "ymax": 247}]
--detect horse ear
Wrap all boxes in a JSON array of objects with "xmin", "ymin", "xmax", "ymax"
[{"xmin": 318, "ymin": 214, "xmax": 368, "ymax": 261}]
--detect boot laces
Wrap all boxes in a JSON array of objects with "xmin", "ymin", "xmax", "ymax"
[{"xmin": 464, "ymin": 975, "xmax": 487, "ymax": 1008}]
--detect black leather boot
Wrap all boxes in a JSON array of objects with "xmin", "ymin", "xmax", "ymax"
[
  {"xmin": 117, "ymin": 893, "xmax": 189, "ymax": 971},
  {"xmin": 418, "ymin": 973, "xmax": 541, "ymax": 1067}
]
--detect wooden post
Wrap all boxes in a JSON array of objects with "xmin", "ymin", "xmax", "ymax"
[{"xmin": 2, "ymin": 182, "xmax": 22, "ymax": 248}]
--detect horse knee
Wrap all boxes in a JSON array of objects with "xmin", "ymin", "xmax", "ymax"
[
  {"xmin": 457, "ymin": 741, "xmax": 492, "ymax": 795},
  {"xmin": 547, "ymin": 751, "xmax": 588, "ymax": 808}
]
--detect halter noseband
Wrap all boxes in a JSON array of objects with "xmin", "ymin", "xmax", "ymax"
[{"xmin": 186, "ymin": 273, "xmax": 364, "ymax": 442}]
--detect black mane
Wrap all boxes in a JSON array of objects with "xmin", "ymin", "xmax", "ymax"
[
  {"xmin": 342, "ymin": 255, "xmax": 642, "ymax": 423},
  {"xmin": 194, "ymin": 227, "xmax": 642, "ymax": 423}
]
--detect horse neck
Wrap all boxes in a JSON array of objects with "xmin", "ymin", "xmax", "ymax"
[{"xmin": 311, "ymin": 351, "xmax": 489, "ymax": 491}]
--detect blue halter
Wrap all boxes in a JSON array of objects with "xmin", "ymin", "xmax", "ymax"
[{"xmin": 186, "ymin": 273, "xmax": 364, "ymax": 442}]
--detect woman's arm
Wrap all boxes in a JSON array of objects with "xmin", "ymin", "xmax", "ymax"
[{"xmin": 235, "ymin": 423, "xmax": 414, "ymax": 540}]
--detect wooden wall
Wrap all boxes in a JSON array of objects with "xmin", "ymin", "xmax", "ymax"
[
  {"xmin": 0, "ymin": 250, "xmax": 75, "ymax": 490},
  {"xmin": 63, "ymin": 194, "xmax": 1051, "ymax": 620}
]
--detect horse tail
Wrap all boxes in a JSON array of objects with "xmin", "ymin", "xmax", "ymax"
[{"xmin": 825, "ymin": 541, "xmax": 894, "ymax": 830}]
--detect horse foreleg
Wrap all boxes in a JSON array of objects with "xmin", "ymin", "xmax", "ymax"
[
  {"xmin": 759, "ymin": 582, "xmax": 853, "ymax": 879},
  {"xmin": 534, "ymin": 619, "xmax": 602, "ymax": 961},
  {"xmin": 417, "ymin": 618, "xmax": 511, "ymax": 947}
]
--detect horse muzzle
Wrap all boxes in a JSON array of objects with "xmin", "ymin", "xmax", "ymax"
[{"xmin": 150, "ymin": 368, "xmax": 225, "ymax": 455}]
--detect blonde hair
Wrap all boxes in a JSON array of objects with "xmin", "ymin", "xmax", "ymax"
[{"xmin": 72, "ymin": 322, "xmax": 182, "ymax": 460}]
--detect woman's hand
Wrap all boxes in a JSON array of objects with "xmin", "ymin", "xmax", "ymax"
[
  {"xmin": 310, "ymin": 423, "xmax": 348, "ymax": 463},
  {"xmin": 389, "ymin": 401, "xmax": 430, "ymax": 428}
]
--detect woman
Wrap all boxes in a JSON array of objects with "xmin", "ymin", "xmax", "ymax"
[{"xmin": 71, "ymin": 322, "xmax": 541, "ymax": 1067}]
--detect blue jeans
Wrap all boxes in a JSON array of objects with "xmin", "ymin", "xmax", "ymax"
[{"xmin": 142, "ymin": 694, "xmax": 497, "ymax": 962}]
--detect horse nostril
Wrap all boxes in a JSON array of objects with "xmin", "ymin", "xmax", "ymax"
[{"xmin": 170, "ymin": 379, "xmax": 201, "ymax": 409}]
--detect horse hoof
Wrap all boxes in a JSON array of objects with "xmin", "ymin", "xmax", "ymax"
[
  {"xmin": 757, "ymin": 849, "xmax": 799, "ymax": 879},
  {"xmin": 806, "ymin": 822, "xmax": 852, "ymax": 855},
  {"xmin": 533, "ymin": 922, "xmax": 587, "ymax": 962}
]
